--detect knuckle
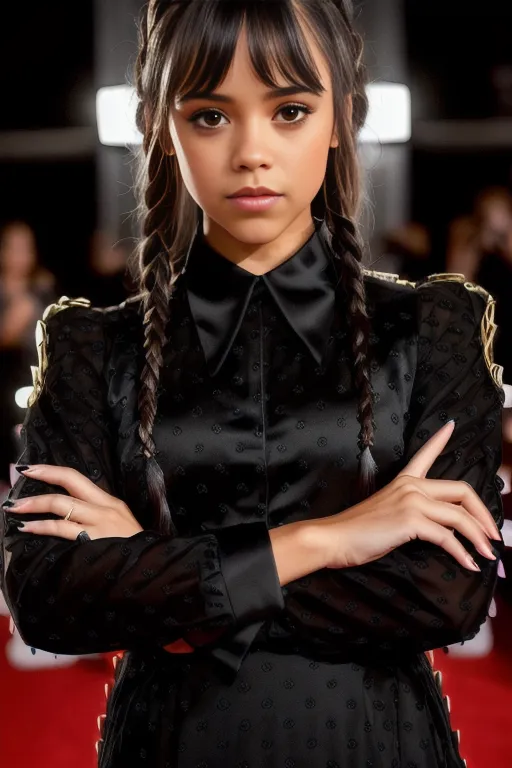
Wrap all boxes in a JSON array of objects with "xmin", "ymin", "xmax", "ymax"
[
  {"xmin": 439, "ymin": 531, "xmax": 454, "ymax": 549},
  {"xmin": 459, "ymin": 480, "xmax": 475, "ymax": 497},
  {"xmin": 396, "ymin": 474, "xmax": 416, "ymax": 491},
  {"xmin": 401, "ymin": 484, "xmax": 420, "ymax": 502},
  {"xmin": 116, "ymin": 500, "xmax": 130, "ymax": 515}
]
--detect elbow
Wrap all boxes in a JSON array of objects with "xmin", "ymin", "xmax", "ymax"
[
  {"xmin": 4, "ymin": 581, "xmax": 83, "ymax": 656},
  {"xmin": 7, "ymin": 590, "xmax": 89, "ymax": 655},
  {"xmin": 422, "ymin": 573, "xmax": 496, "ymax": 650}
]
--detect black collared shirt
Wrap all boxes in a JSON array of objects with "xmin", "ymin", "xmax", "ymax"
[
  {"xmin": 184, "ymin": 217, "xmax": 337, "ymax": 375},
  {"xmin": 1, "ymin": 219, "xmax": 504, "ymax": 767}
]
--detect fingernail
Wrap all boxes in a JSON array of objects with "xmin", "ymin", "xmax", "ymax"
[
  {"xmin": 2, "ymin": 500, "xmax": 15, "ymax": 508},
  {"xmin": 466, "ymin": 555, "xmax": 481, "ymax": 572},
  {"xmin": 15, "ymin": 464, "xmax": 31, "ymax": 472},
  {"xmin": 478, "ymin": 544, "xmax": 497, "ymax": 560},
  {"xmin": 446, "ymin": 419, "xmax": 455, "ymax": 427}
]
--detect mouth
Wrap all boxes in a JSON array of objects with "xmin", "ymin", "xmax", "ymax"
[
  {"xmin": 227, "ymin": 188, "xmax": 282, "ymax": 198},
  {"xmin": 227, "ymin": 194, "xmax": 284, "ymax": 211}
]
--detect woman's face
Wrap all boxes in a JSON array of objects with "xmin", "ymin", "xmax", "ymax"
[
  {"xmin": 0, "ymin": 225, "xmax": 36, "ymax": 277},
  {"xmin": 169, "ymin": 19, "xmax": 339, "ymax": 268},
  {"xmin": 478, "ymin": 197, "xmax": 512, "ymax": 252}
]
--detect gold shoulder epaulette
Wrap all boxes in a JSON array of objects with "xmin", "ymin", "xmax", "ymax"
[
  {"xmin": 367, "ymin": 271, "xmax": 504, "ymax": 391},
  {"xmin": 363, "ymin": 268, "xmax": 416, "ymax": 288},
  {"xmin": 27, "ymin": 296, "xmax": 92, "ymax": 408}
]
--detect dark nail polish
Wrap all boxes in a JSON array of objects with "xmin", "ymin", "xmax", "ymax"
[
  {"xmin": 2, "ymin": 500, "xmax": 15, "ymax": 508},
  {"xmin": 12, "ymin": 521, "xmax": 25, "ymax": 529},
  {"xmin": 15, "ymin": 465, "xmax": 30, "ymax": 472}
]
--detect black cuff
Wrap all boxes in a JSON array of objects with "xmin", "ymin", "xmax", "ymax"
[{"xmin": 216, "ymin": 521, "xmax": 285, "ymax": 625}]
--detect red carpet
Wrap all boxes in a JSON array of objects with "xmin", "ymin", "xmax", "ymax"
[
  {"xmin": 433, "ymin": 595, "xmax": 512, "ymax": 768},
  {"xmin": 0, "ymin": 614, "xmax": 115, "ymax": 768},
  {"xmin": 1, "ymin": 605, "xmax": 511, "ymax": 768}
]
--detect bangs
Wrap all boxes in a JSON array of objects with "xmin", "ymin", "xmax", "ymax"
[{"xmin": 159, "ymin": 1, "xmax": 327, "ymax": 111}]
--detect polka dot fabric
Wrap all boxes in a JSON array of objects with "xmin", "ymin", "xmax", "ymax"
[{"xmin": 0, "ymin": 220, "xmax": 504, "ymax": 767}]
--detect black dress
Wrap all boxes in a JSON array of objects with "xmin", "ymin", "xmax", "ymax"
[{"xmin": 0, "ymin": 218, "xmax": 505, "ymax": 768}]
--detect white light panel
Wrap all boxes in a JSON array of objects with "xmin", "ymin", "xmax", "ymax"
[{"xmin": 359, "ymin": 82, "xmax": 411, "ymax": 144}]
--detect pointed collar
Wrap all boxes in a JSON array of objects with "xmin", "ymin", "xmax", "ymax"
[{"xmin": 182, "ymin": 218, "xmax": 338, "ymax": 377}]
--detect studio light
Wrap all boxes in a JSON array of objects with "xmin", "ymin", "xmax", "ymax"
[
  {"xmin": 15, "ymin": 387, "xmax": 34, "ymax": 409},
  {"xmin": 359, "ymin": 83, "xmax": 411, "ymax": 144},
  {"xmin": 96, "ymin": 85, "xmax": 142, "ymax": 147}
]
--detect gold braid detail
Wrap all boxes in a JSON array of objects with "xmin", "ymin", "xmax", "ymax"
[
  {"xmin": 27, "ymin": 296, "xmax": 92, "ymax": 408},
  {"xmin": 363, "ymin": 269, "xmax": 504, "ymax": 391}
]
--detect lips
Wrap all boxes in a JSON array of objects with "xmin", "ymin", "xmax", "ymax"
[{"xmin": 228, "ymin": 187, "xmax": 281, "ymax": 198}]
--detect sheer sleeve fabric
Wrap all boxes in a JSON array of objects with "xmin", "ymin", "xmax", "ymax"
[
  {"xmin": 0, "ymin": 302, "xmax": 284, "ymax": 656},
  {"xmin": 281, "ymin": 278, "xmax": 505, "ymax": 655}
]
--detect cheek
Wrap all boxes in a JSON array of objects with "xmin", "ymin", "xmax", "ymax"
[
  {"xmin": 181, "ymin": 152, "xmax": 222, "ymax": 205},
  {"xmin": 283, "ymin": 135, "xmax": 330, "ymax": 195}
]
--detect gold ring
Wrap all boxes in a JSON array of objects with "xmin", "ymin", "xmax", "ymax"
[{"xmin": 64, "ymin": 504, "xmax": 75, "ymax": 522}]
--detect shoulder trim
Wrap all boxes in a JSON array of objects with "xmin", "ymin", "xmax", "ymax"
[
  {"xmin": 414, "ymin": 274, "xmax": 504, "ymax": 391},
  {"xmin": 363, "ymin": 270, "xmax": 504, "ymax": 391},
  {"xmin": 363, "ymin": 268, "xmax": 416, "ymax": 288},
  {"xmin": 27, "ymin": 296, "xmax": 92, "ymax": 408}
]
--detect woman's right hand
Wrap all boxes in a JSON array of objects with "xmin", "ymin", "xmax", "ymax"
[{"xmin": 317, "ymin": 420, "xmax": 501, "ymax": 572}]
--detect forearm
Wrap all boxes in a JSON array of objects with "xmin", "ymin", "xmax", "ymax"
[
  {"xmin": 269, "ymin": 520, "xmax": 328, "ymax": 586},
  {"xmin": 2, "ymin": 521, "xmax": 286, "ymax": 655}
]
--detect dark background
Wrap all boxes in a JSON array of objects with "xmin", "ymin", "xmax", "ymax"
[{"xmin": 1, "ymin": 0, "xmax": 511, "ymax": 289}]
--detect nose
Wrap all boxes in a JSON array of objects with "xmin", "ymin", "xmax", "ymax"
[{"xmin": 230, "ymin": 119, "xmax": 273, "ymax": 170}]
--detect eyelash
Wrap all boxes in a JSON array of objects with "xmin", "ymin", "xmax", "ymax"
[{"xmin": 188, "ymin": 102, "xmax": 314, "ymax": 131}]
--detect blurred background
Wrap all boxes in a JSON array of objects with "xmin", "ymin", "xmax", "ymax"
[{"xmin": 1, "ymin": 0, "xmax": 512, "ymax": 766}]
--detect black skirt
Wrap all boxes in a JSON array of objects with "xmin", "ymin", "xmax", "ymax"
[{"xmin": 99, "ymin": 645, "xmax": 465, "ymax": 768}]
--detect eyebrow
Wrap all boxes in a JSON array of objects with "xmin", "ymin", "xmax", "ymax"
[{"xmin": 179, "ymin": 85, "xmax": 321, "ymax": 105}]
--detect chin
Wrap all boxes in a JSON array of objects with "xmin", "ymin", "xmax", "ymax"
[{"xmin": 218, "ymin": 216, "xmax": 289, "ymax": 244}]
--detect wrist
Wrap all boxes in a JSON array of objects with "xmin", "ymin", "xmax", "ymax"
[
  {"xmin": 297, "ymin": 519, "xmax": 332, "ymax": 571},
  {"xmin": 269, "ymin": 519, "xmax": 329, "ymax": 586}
]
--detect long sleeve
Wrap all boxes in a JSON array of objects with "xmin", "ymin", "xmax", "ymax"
[
  {"xmin": 0, "ymin": 299, "xmax": 284, "ymax": 656},
  {"xmin": 280, "ymin": 277, "xmax": 505, "ymax": 655}
]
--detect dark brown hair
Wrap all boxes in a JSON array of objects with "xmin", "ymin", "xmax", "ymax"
[{"xmin": 128, "ymin": 0, "xmax": 376, "ymax": 535}]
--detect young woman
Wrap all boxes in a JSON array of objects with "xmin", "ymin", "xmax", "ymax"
[{"xmin": 0, "ymin": 1, "xmax": 505, "ymax": 766}]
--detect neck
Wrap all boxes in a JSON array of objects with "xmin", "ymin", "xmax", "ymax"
[{"xmin": 201, "ymin": 214, "xmax": 317, "ymax": 277}]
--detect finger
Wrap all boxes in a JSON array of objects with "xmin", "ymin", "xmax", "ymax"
[
  {"xmin": 400, "ymin": 421, "xmax": 455, "ymax": 479},
  {"xmin": 19, "ymin": 465, "xmax": 117, "ymax": 508},
  {"xmin": 416, "ymin": 478, "xmax": 501, "ymax": 540},
  {"xmin": 414, "ymin": 517, "xmax": 482, "ymax": 572},
  {"xmin": 5, "ymin": 493, "xmax": 97, "ymax": 525},
  {"xmin": 16, "ymin": 518, "xmax": 90, "ymax": 542},
  {"xmin": 415, "ymin": 495, "xmax": 497, "ymax": 560}
]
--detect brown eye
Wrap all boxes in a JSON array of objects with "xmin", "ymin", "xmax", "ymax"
[
  {"xmin": 189, "ymin": 110, "xmax": 227, "ymax": 129},
  {"xmin": 275, "ymin": 103, "xmax": 313, "ymax": 125},
  {"xmin": 279, "ymin": 106, "xmax": 302, "ymax": 122}
]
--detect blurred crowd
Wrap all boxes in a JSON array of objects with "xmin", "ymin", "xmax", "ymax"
[
  {"xmin": 0, "ymin": 221, "xmax": 131, "ymax": 494},
  {"xmin": 382, "ymin": 185, "xmax": 512, "ymax": 384}
]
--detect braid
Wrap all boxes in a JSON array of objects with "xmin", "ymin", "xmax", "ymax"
[
  {"xmin": 130, "ymin": 14, "xmax": 179, "ymax": 536},
  {"xmin": 136, "ymin": 154, "xmax": 178, "ymax": 537},
  {"xmin": 321, "ymin": 6, "xmax": 377, "ymax": 498},
  {"xmin": 330, "ymin": 216, "xmax": 378, "ymax": 498}
]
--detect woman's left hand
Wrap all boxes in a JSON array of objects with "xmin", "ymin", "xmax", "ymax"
[{"xmin": 2, "ymin": 464, "xmax": 144, "ymax": 541}]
